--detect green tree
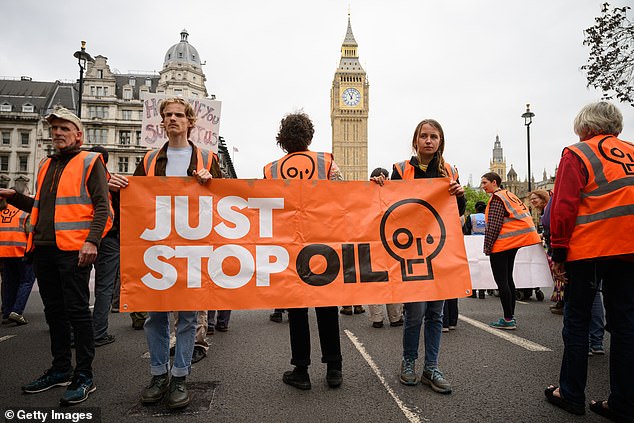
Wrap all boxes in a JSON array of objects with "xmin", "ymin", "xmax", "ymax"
[
  {"xmin": 463, "ymin": 185, "xmax": 489, "ymax": 215},
  {"xmin": 582, "ymin": 3, "xmax": 634, "ymax": 106}
]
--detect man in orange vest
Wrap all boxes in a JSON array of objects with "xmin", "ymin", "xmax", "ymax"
[
  {"xmin": 0, "ymin": 186, "xmax": 35, "ymax": 326},
  {"xmin": 108, "ymin": 97, "xmax": 220, "ymax": 409},
  {"xmin": 0, "ymin": 107, "xmax": 112, "ymax": 406},
  {"xmin": 545, "ymin": 102, "xmax": 634, "ymax": 421}
]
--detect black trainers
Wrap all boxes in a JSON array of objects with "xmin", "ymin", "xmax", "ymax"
[
  {"xmin": 390, "ymin": 318, "xmax": 404, "ymax": 327},
  {"xmin": 8, "ymin": 312, "xmax": 28, "ymax": 325},
  {"xmin": 167, "ymin": 376, "xmax": 190, "ymax": 409},
  {"xmin": 353, "ymin": 305, "xmax": 366, "ymax": 314},
  {"xmin": 60, "ymin": 373, "xmax": 96, "ymax": 405},
  {"xmin": 339, "ymin": 306, "xmax": 353, "ymax": 315},
  {"xmin": 326, "ymin": 369, "xmax": 342, "ymax": 388},
  {"xmin": 141, "ymin": 373, "xmax": 169, "ymax": 404},
  {"xmin": 22, "ymin": 368, "xmax": 73, "ymax": 393},
  {"xmin": 94, "ymin": 334, "xmax": 115, "ymax": 347},
  {"xmin": 191, "ymin": 346, "xmax": 207, "ymax": 364},
  {"xmin": 283, "ymin": 368, "xmax": 311, "ymax": 390},
  {"xmin": 269, "ymin": 311, "xmax": 283, "ymax": 323}
]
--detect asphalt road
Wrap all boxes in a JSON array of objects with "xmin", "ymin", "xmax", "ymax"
[{"xmin": 0, "ymin": 288, "xmax": 610, "ymax": 423}]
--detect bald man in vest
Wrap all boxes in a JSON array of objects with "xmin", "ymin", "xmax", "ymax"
[{"xmin": 0, "ymin": 107, "xmax": 112, "ymax": 406}]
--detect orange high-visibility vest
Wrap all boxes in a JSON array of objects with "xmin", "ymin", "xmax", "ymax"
[
  {"xmin": 0, "ymin": 204, "xmax": 29, "ymax": 258},
  {"xmin": 263, "ymin": 151, "xmax": 333, "ymax": 180},
  {"xmin": 486, "ymin": 189, "xmax": 541, "ymax": 253},
  {"xmin": 565, "ymin": 135, "xmax": 634, "ymax": 261},
  {"xmin": 142, "ymin": 147, "xmax": 216, "ymax": 176},
  {"xmin": 393, "ymin": 160, "xmax": 459, "ymax": 181},
  {"xmin": 29, "ymin": 151, "xmax": 113, "ymax": 251}
]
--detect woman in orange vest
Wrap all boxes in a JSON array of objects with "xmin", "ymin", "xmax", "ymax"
[
  {"xmin": 481, "ymin": 172, "xmax": 541, "ymax": 330},
  {"xmin": 374, "ymin": 118, "xmax": 465, "ymax": 395},
  {"xmin": 263, "ymin": 112, "xmax": 343, "ymax": 391}
]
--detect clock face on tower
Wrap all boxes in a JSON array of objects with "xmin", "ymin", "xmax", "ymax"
[{"xmin": 342, "ymin": 87, "xmax": 361, "ymax": 107}]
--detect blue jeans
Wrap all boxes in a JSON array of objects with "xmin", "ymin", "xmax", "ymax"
[
  {"xmin": 145, "ymin": 311, "xmax": 196, "ymax": 377},
  {"xmin": 403, "ymin": 300, "xmax": 444, "ymax": 368},
  {"xmin": 589, "ymin": 287, "xmax": 604, "ymax": 348},
  {"xmin": 92, "ymin": 234, "xmax": 119, "ymax": 340},
  {"xmin": 1, "ymin": 257, "xmax": 35, "ymax": 316},
  {"xmin": 559, "ymin": 259, "xmax": 634, "ymax": 420}
]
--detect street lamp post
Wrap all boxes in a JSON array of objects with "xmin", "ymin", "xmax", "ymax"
[
  {"xmin": 521, "ymin": 104, "xmax": 535, "ymax": 193},
  {"xmin": 73, "ymin": 41, "xmax": 94, "ymax": 119}
]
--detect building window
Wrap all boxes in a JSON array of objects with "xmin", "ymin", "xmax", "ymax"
[
  {"xmin": 0, "ymin": 103, "xmax": 11, "ymax": 112},
  {"xmin": 174, "ymin": 88, "xmax": 183, "ymax": 95},
  {"xmin": 178, "ymin": 52, "xmax": 183, "ymax": 58},
  {"xmin": 88, "ymin": 106, "xmax": 108, "ymax": 119},
  {"xmin": 145, "ymin": 78, "xmax": 152, "ymax": 87},
  {"xmin": 118, "ymin": 156, "xmax": 129, "ymax": 173},
  {"xmin": 135, "ymin": 131, "xmax": 142, "ymax": 145},
  {"xmin": 97, "ymin": 69, "xmax": 103, "ymax": 78},
  {"xmin": 18, "ymin": 154, "xmax": 28, "ymax": 172},
  {"xmin": 122, "ymin": 110, "xmax": 132, "ymax": 120},
  {"xmin": 135, "ymin": 156, "xmax": 142, "ymax": 166},
  {"xmin": 129, "ymin": 78, "xmax": 136, "ymax": 87},
  {"xmin": 20, "ymin": 132, "xmax": 29, "ymax": 146},
  {"xmin": 1, "ymin": 132, "xmax": 10, "ymax": 145},
  {"xmin": 87, "ymin": 129, "xmax": 107, "ymax": 144},
  {"xmin": 123, "ymin": 89, "xmax": 133, "ymax": 100},
  {"xmin": 0, "ymin": 155, "xmax": 8, "ymax": 172},
  {"xmin": 119, "ymin": 130, "xmax": 131, "ymax": 145},
  {"xmin": 22, "ymin": 104, "xmax": 34, "ymax": 113}
]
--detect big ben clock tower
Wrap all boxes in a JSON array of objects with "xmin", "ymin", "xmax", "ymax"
[{"xmin": 331, "ymin": 14, "xmax": 369, "ymax": 181}]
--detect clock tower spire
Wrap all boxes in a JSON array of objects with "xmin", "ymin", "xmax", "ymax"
[{"xmin": 331, "ymin": 14, "xmax": 369, "ymax": 181}]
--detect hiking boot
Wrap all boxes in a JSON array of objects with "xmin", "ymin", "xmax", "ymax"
[
  {"xmin": 339, "ymin": 306, "xmax": 353, "ymax": 315},
  {"xmin": 8, "ymin": 312, "xmax": 28, "ymax": 325},
  {"xmin": 399, "ymin": 358, "xmax": 418, "ymax": 386},
  {"xmin": 140, "ymin": 373, "xmax": 169, "ymax": 404},
  {"xmin": 269, "ymin": 311, "xmax": 283, "ymax": 323},
  {"xmin": 421, "ymin": 367, "xmax": 452, "ymax": 394},
  {"xmin": 22, "ymin": 368, "xmax": 73, "ymax": 393},
  {"xmin": 94, "ymin": 334, "xmax": 115, "ymax": 347},
  {"xmin": 326, "ymin": 369, "xmax": 342, "ymax": 388},
  {"xmin": 60, "ymin": 373, "xmax": 96, "ymax": 406},
  {"xmin": 353, "ymin": 305, "xmax": 366, "ymax": 314},
  {"xmin": 489, "ymin": 318, "xmax": 517, "ymax": 330},
  {"xmin": 167, "ymin": 376, "xmax": 190, "ymax": 409},
  {"xmin": 283, "ymin": 368, "xmax": 311, "ymax": 390}
]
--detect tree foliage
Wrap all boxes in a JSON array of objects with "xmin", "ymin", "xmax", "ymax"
[
  {"xmin": 582, "ymin": 3, "xmax": 634, "ymax": 106},
  {"xmin": 463, "ymin": 185, "xmax": 489, "ymax": 215}
]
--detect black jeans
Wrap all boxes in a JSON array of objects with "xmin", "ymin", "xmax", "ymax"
[
  {"xmin": 33, "ymin": 246, "xmax": 94, "ymax": 378},
  {"xmin": 288, "ymin": 306, "xmax": 342, "ymax": 368},
  {"xmin": 489, "ymin": 248, "xmax": 519, "ymax": 319},
  {"xmin": 442, "ymin": 299, "xmax": 458, "ymax": 327}
]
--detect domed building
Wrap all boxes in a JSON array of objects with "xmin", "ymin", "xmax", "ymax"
[{"xmin": 157, "ymin": 29, "xmax": 208, "ymax": 98}]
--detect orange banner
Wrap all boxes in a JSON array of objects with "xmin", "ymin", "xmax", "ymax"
[{"xmin": 120, "ymin": 177, "xmax": 472, "ymax": 311}]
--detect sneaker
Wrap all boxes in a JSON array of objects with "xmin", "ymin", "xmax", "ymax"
[
  {"xmin": 94, "ymin": 334, "xmax": 115, "ymax": 347},
  {"xmin": 590, "ymin": 345, "xmax": 605, "ymax": 355},
  {"xmin": 269, "ymin": 311, "xmax": 283, "ymax": 323},
  {"xmin": 60, "ymin": 373, "xmax": 96, "ymax": 405},
  {"xmin": 372, "ymin": 321, "xmax": 384, "ymax": 328},
  {"xmin": 283, "ymin": 368, "xmax": 311, "ymax": 390},
  {"xmin": 442, "ymin": 327, "xmax": 450, "ymax": 333},
  {"xmin": 8, "ymin": 312, "xmax": 28, "ymax": 325},
  {"xmin": 216, "ymin": 324, "xmax": 229, "ymax": 332},
  {"xmin": 140, "ymin": 373, "xmax": 169, "ymax": 404},
  {"xmin": 339, "ymin": 306, "xmax": 353, "ymax": 315},
  {"xmin": 421, "ymin": 367, "xmax": 452, "ymax": 394},
  {"xmin": 390, "ymin": 318, "xmax": 404, "ymax": 327},
  {"xmin": 167, "ymin": 376, "xmax": 190, "ymax": 409},
  {"xmin": 449, "ymin": 325, "xmax": 456, "ymax": 331},
  {"xmin": 22, "ymin": 368, "xmax": 73, "ymax": 393},
  {"xmin": 489, "ymin": 318, "xmax": 517, "ymax": 330},
  {"xmin": 353, "ymin": 305, "xmax": 366, "ymax": 314},
  {"xmin": 191, "ymin": 346, "xmax": 207, "ymax": 364},
  {"xmin": 326, "ymin": 369, "xmax": 343, "ymax": 388},
  {"xmin": 399, "ymin": 358, "xmax": 418, "ymax": 386}
]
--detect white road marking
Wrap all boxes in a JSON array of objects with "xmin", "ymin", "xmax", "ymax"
[
  {"xmin": 0, "ymin": 335, "xmax": 16, "ymax": 342},
  {"xmin": 345, "ymin": 329, "xmax": 427, "ymax": 423},
  {"xmin": 516, "ymin": 301, "xmax": 528, "ymax": 305},
  {"xmin": 458, "ymin": 315, "xmax": 552, "ymax": 352}
]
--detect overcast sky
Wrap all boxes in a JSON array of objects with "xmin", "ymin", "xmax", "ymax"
[{"xmin": 2, "ymin": 0, "xmax": 633, "ymax": 183}]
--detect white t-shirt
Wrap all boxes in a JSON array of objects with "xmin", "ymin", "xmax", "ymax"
[{"xmin": 165, "ymin": 145, "xmax": 192, "ymax": 177}]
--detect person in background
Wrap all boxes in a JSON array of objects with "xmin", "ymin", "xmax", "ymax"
[
  {"xmin": 264, "ymin": 112, "xmax": 343, "ymax": 391},
  {"xmin": 481, "ymin": 172, "xmax": 541, "ymax": 330},
  {"xmin": 464, "ymin": 201, "xmax": 487, "ymax": 299},
  {"xmin": 0, "ymin": 186, "xmax": 35, "ymax": 326},
  {"xmin": 208, "ymin": 310, "xmax": 231, "ymax": 333},
  {"xmin": 367, "ymin": 167, "xmax": 403, "ymax": 329},
  {"xmin": 269, "ymin": 308, "xmax": 287, "ymax": 323},
  {"xmin": 545, "ymin": 102, "xmax": 633, "ymax": 421},
  {"xmin": 109, "ymin": 98, "xmax": 221, "ymax": 409},
  {"xmin": 374, "ymin": 118, "xmax": 465, "ymax": 395},
  {"xmin": 0, "ymin": 107, "xmax": 112, "ymax": 405}
]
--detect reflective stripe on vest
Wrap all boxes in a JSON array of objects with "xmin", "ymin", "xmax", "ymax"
[
  {"xmin": 0, "ymin": 204, "xmax": 29, "ymax": 257},
  {"xmin": 263, "ymin": 151, "xmax": 332, "ymax": 180},
  {"xmin": 486, "ymin": 189, "xmax": 540, "ymax": 253},
  {"xmin": 143, "ymin": 146, "xmax": 213, "ymax": 176},
  {"xmin": 29, "ymin": 151, "xmax": 113, "ymax": 251},
  {"xmin": 565, "ymin": 135, "xmax": 634, "ymax": 260},
  {"xmin": 393, "ymin": 160, "xmax": 458, "ymax": 181}
]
